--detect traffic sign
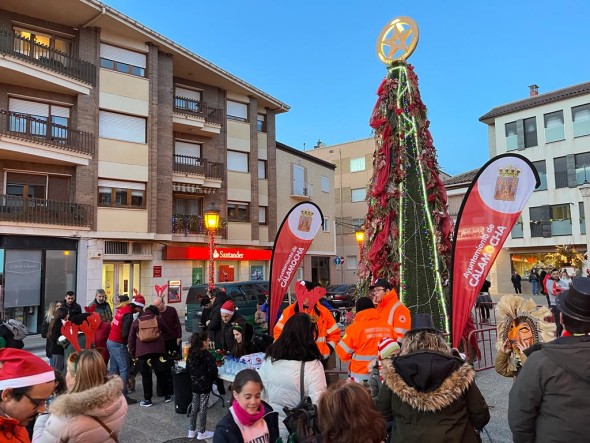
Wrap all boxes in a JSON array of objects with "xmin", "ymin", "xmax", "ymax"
[{"xmin": 334, "ymin": 257, "xmax": 342, "ymax": 265}]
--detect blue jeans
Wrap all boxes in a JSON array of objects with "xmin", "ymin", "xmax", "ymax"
[
  {"xmin": 107, "ymin": 340, "xmax": 130, "ymax": 395},
  {"xmin": 531, "ymin": 280, "xmax": 539, "ymax": 295}
]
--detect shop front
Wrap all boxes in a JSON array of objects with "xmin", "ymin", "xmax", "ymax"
[{"xmin": 101, "ymin": 262, "xmax": 141, "ymax": 309}]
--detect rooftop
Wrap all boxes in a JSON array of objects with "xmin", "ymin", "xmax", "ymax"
[
  {"xmin": 443, "ymin": 168, "xmax": 479, "ymax": 187},
  {"xmin": 276, "ymin": 142, "xmax": 336, "ymax": 170}
]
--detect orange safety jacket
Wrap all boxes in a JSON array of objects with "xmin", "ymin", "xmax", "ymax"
[
  {"xmin": 336, "ymin": 308, "xmax": 394, "ymax": 380},
  {"xmin": 376, "ymin": 288, "xmax": 411, "ymax": 341},
  {"xmin": 273, "ymin": 302, "xmax": 340, "ymax": 359}
]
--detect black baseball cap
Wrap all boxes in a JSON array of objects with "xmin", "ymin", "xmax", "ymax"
[{"xmin": 369, "ymin": 278, "xmax": 392, "ymax": 290}]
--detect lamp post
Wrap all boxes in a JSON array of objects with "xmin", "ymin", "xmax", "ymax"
[
  {"xmin": 578, "ymin": 183, "xmax": 590, "ymax": 274},
  {"xmin": 203, "ymin": 203, "xmax": 220, "ymax": 289},
  {"xmin": 355, "ymin": 228, "xmax": 365, "ymax": 266}
]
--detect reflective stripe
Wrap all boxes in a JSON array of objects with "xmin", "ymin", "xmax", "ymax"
[
  {"xmin": 326, "ymin": 324, "xmax": 339, "ymax": 334},
  {"xmin": 337, "ymin": 341, "xmax": 353, "ymax": 354},
  {"xmin": 316, "ymin": 337, "xmax": 326, "ymax": 342},
  {"xmin": 394, "ymin": 327, "xmax": 408, "ymax": 335},
  {"xmin": 349, "ymin": 371, "xmax": 370, "ymax": 381},
  {"xmin": 327, "ymin": 341, "xmax": 337, "ymax": 349},
  {"xmin": 388, "ymin": 301, "xmax": 401, "ymax": 325},
  {"xmin": 352, "ymin": 354, "xmax": 377, "ymax": 361}
]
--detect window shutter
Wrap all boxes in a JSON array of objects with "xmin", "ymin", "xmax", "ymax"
[
  {"xmin": 175, "ymin": 87, "xmax": 201, "ymax": 101},
  {"xmin": 98, "ymin": 179, "xmax": 145, "ymax": 190},
  {"xmin": 174, "ymin": 141, "xmax": 201, "ymax": 157},
  {"xmin": 9, "ymin": 98, "xmax": 49, "ymax": 117},
  {"xmin": 99, "ymin": 111, "xmax": 146, "ymax": 143},
  {"xmin": 51, "ymin": 105, "xmax": 70, "ymax": 118},
  {"xmin": 100, "ymin": 43, "xmax": 146, "ymax": 68}
]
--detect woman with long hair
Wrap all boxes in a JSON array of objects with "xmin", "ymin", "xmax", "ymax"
[
  {"xmin": 41, "ymin": 302, "xmax": 59, "ymax": 366},
  {"xmin": 319, "ymin": 381, "xmax": 385, "ymax": 443},
  {"xmin": 231, "ymin": 324, "xmax": 251, "ymax": 358},
  {"xmin": 258, "ymin": 312, "xmax": 327, "ymax": 439},
  {"xmin": 35, "ymin": 349, "xmax": 128, "ymax": 442},
  {"xmin": 376, "ymin": 314, "xmax": 490, "ymax": 443},
  {"xmin": 47, "ymin": 307, "xmax": 68, "ymax": 372}
]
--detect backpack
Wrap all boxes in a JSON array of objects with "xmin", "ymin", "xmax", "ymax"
[
  {"xmin": 137, "ymin": 316, "xmax": 160, "ymax": 343},
  {"xmin": 4, "ymin": 319, "xmax": 27, "ymax": 341},
  {"xmin": 283, "ymin": 361, "xmax": 321, "ymax": 443}
]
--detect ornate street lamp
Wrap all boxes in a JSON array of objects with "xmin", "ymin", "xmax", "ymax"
[
  {"xmin": 355, "ymin": 228, "xmax": 365, "ymax": 263},
  {"xmin": 203, "ymin": 202, "xmax": 220, "ymax": 289}
]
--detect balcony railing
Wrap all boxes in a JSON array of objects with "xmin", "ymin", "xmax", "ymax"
[
  {"xmin": 173, "ymin": 96, "xmax": 224, "ymax": 125},
  {"xmin": 0, "ymin": 28, "xmax": 96, "ymax": 85},
  {"xmin": 0, "ymin": 110, "xmax": 95, "ymax": 156},
  {"xmin": 0, "ymin": 195, "xmax": 92, "ymax": 227},
  {"xmin": 172, "ymin": 214, "xmax": 227, "ymax": 237},
  {"xmin": 173, "ymin": 154, "xmax": 223, "ymax": 180}
]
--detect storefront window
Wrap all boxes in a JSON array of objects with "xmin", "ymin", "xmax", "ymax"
[{"xmin": 511, "ymin": 253, "xmax": 552, "ymax": 279}]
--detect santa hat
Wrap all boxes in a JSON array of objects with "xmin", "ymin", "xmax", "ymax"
[
  {"xmin": 378, "ymin": 337, "xmax": 399, "ymax": 361},
  {"xmin": 132, "ymin": 294, "xmax": 146, "ymax": 308},
  {"xmin": 0, "ymin": 348, "xmax": 54, "ymax": 390},
  {"xmin": 220, "ymin": 300, "xmax": 235, "ymax": 316}
]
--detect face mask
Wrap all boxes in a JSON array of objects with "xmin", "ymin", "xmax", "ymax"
[{"xmin": 133, "ymin": 312, "xmax": 139, "ymax": 321}]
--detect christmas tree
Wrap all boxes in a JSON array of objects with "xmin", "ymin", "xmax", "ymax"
[{"xmin": 358, "ymin": 60, "xmax": 454, "ymax": 333}]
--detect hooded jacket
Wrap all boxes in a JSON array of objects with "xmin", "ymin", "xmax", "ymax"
[
  {"xmin": 35, "ymin": 376, "xmax": 128, "ymax": 442},
  {"xmin": 376, "ymin": 350, "xmax": 489, "ymax": 443},
  {"xmin": 376, "ymin": 289, "xmax": 411, "ymax": 341},
  {"xmin": 508, "ymin": 335, "xmax": 590, "ymax": 443}
]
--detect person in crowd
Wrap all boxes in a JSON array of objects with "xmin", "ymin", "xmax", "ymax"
[
  {"xmin": 207, "ymin": 288, "xmax": 231, "ymax": 348},
  {"xmin": 318, "ymin": 381, "xmax": 386, "ymax": 443},
  {"xmin": 560, "ymin": 269, "xmax": 572, "ymax": 288},
  {"xmin": 494, "ymin": 295, "xmax": 554, "ymax": 379},
  {"xmin": 199, "ymin": 296, "xmax": 213, "ymax": 330},
  {"xmin": 153, "ymin": 295, "xmax": 182, "ymax": 357},
  {"xmin": 254, "ymin": 298, "xmax": 268, "ymax": 331},
  {"xmin": 529, "ymin": 268, "xmax": 540, "ymax": 296},
  {"xmin": 128, "ymin": 302, "xmax": 173, "ymax": 407},
  {"xmin": 508, "ymin": 277, "xmax": 590, "ymax": 442},
  {"xmin": 47, "ymin": 307, "xmax": 68, "ymax": 372},
  {"xmin": 376, "ymin": 314, "xmax": 490, "ymax": 442},
  {"xmin": 213, "ymin": 369, "xmax": 279, "ymax": 443},
  {"xmin": 0, "ymin": 349, "xmax": 55, "ymax": 442},
  {"xmin": 41, "ymin": 301, "xmax": 60, "ymax": 366},
  {"xmin": 476, "ymin": 278, "xmax": 492, "ymax": 323},
  {"xmin": 31, "ymin": 370, "xmax": 67, "ymax": 442},
  {"xmin": 368, "ymin": 337, "xmax": 400, "ymax": 401},
  {"xmin": 511, "ymin": 270, "xmax": 523, "ymax": 294},
  {"xmin": 63, "ymin": 291, "xmax": 82, "ymax": 318},
  {"xmin": 274, "ymin": 281, "xmax": 341, "ymax": 363},
  {"xmin": 88, "ymin": 289, "xmax": 113, "ymax": 323},
  {"xmin": 231, "ymin": 325, "xmax": 251, "ymax": 358},
  {"xmin": 186, "ymin": 331, "xmax": 217, "ymax": 440},
  {"xmin": 35, "ymin": 349, "xmax": 128, "ymax": 442},
  {"xmin": 91, "ymin": 304, "xmax": 111, "ymax": 367},
  {"xmin": 336, "ymin": 297, "xmax": 394, "ymax": 381},
  {"xmin": 259, "ymin": 312, "xmax": 327, "ymax": 440},
  {"xmin": 106, "ymin": 294, "xmax": 136, "ymax": 404},
  {"xmin": 546, "ymin": 268, "xmax": 564, "ymax": 336},
  {"xmin": 217, "ymin": 301, "xmax": 248, "ymax": 352},
  {"xmin": 61, "ymin": 313, "xmax": 96, "ymax": 374},
  {"xmin": 369, "ymin": 278, "xmax": 411, "ymax": 342}
]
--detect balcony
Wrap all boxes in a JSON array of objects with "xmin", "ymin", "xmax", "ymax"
[
  {"xmin": 172, "ymin": 96, "xmax": 223, "ymax": 136},
  {"xmin": 173, "ymin": 154, "xmax": 223, "ymax": 179},
  {"xmin": 291, "ymin": 183, "xmax": 314, "ymax": 200},
  {"xmin": 172, "ymin": 214, "xmax": 227, "ymax": 238},
  {"xmin": 0, "ymin": 28, "xmax": 96, "ymax": 92},
  {"xmin": 0, "ymin": 195, "xmax": 92, "ymax": 227}
]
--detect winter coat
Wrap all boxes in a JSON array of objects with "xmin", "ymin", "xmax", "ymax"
[
  {"xmin": 368, "ymin": 359, "xmax": 382, "ymax": 401},
  {"xmin": 187, "ymin": 348, "xmax": 218, "ymax": 393},
  {"xmin": 208, "ymin": 292, "xmax": 231, "ymax": 346},
  {"xmin": 89, "ymin": 299, "xmax": 113, "ymax": 323},
  {"xmin": 494, "ymin": 349, "xmax": 527, "ymax": 379},
  {"xmin": 511, "ymin": 274, "xmax": 522, "ymax": 286},
  {"xmin": 213, "ymin": 401, "xmax": 279, "ymax": 443},
  {"xmin": 41, "ymin": 318, "xmax": 51, "ymax": 358},
  {"xmin": 49, "ymin": 320, "xmax": 65, "ymax": 356},
  {"xmin": 128, "ymin": 312, "xmax": 172, "ymax": 359},
  {"xmin": 0, "ymin": 415, "xmax": 29, "ymax": 443},
  {"xmin": 35, "ymin": 376, "xmax": 128, "ymax": 442},
  {"xmin": 218, "ymin": 313, "xmax": 247, "ymax": 352},
  {"xmin": 376, "ymin": 289, "xmax": 411, "ymax": 341},
  {"xmin": 376, "ymin": 350, "xmax": 490, "ymax": 443},
  {"xmin": 258, "ymin": 358, "xmax": 327, "ymax": 438},
  {"xmin": 63, "ymin": 301, "xmax": 82, "ymax": 318},
  {"xmin": 508, "ymin": 335, "xmax": 590, "ymax": 443}
]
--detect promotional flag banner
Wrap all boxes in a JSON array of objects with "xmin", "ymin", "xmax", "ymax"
[
  {"xmin": 451, "ymin": 153, "xmax": 539, "ymax": 347},
  {"xmin": 268, "ymin": 202, "xmax": 324, "ymax": 330}
]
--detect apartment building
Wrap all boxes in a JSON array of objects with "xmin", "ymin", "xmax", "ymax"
[
  {"xmin": 275, "ymin": 142, "xmax": 336, "ymax": 286},
  {"xmin": 0, "ymin": 0, "xmax": 288, "ymax": 332},
  {"xmin": 480, "ymin": 82, "xmax": 590, "ymax": 294}
]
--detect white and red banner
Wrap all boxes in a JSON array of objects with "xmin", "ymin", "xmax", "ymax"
[
  {"xmin": 451, "ymin": 154, "xmax": 539, "ymax": 346},
  {"xmin": 268, "ymin": 202, "xmax": 324, "ymax": 330}
]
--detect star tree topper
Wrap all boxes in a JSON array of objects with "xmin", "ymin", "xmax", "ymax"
[{"xmin": 376, "ymin": 16, "xmax": 419, "ymax": 64}]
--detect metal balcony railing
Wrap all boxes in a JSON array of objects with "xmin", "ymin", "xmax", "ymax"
[
  {"xmin": 0, "ymin": 110, "xmax": 95, "ymax": 156},
  {"xmin": 0, "ymin": 195, "xmax": 92, "ymax": 227},
  {"xmin": 171, "ymin": 214, "xmax": 227, "ymax": 237},
  {"xmin": 173, "ymin": 96, "xmax": 224, "ymax": 125},
  {"xmin": 173, "ymin": 154, "xmax": 223, "ymax": 180},
  {"xmin": 0, "ymin": 28, "xmax": 96, "ymax": 85}
]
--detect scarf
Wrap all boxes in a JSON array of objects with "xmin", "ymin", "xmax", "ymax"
[{"xmin": 231, "ymin": 399, "xmax": 265, "ymax": 426}]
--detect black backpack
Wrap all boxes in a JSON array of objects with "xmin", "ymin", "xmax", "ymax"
[{"xmin": 283, "ymin": 361, "xmax": 322, "ymax": 443}]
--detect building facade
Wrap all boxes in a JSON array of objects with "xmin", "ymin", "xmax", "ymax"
[{"xmin": 0, "ymin": 0, "xmax": 289, "ymax": 332}]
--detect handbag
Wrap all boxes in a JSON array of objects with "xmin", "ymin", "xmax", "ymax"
[{"xmin": 282, "ymin": 361, "xmax": 322, "ymax": 443}]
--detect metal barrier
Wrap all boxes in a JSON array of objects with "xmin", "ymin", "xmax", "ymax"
[
  {"xmin": 472, "ymin": 302, "xmax": 497, "ymax": 328},
  {"xmin": 466, "ymin": 327, "xmax": 497, "ymax": 372}
]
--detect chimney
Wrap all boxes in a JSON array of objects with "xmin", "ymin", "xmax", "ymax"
[{"xmin": 529, "ymin": 84, "xmax": 539, "ymax": 97}]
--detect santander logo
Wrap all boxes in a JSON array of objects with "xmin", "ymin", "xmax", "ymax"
[{"xmin": 213, "ymin": 249, "xmax": 244, "ymax": 259}]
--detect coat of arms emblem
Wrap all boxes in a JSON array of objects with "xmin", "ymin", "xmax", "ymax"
[
  {"xmin": 494, "ymin": 166, "xmax": 521, "ymax": 201},
  {"xmin": 297, "ymin": 209, "xmax": 313, "ymax": 232}
]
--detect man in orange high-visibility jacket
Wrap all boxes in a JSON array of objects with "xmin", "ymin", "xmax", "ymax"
[
  {"xmin": 370, "ymin": 278, "xmax": 411, "ymax": 342},
  {"xmin": 336, "ymin": 297, "xmax": 394, "ymax": 381},
  {"xmin": 273, "ymin": 281, "xmax": 340, "ymax": 360}
]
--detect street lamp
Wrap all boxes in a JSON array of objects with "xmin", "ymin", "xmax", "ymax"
[
  {"xmin": 203, "ymin": 202, "xmax": 220, "ymax": 289},
  {"xmin": 355, "ymin": 228, "xmax": 365, "ymax": 263}
]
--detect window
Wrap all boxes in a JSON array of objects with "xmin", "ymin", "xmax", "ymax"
[
  {"xmin": 257, "ymin": 114, "xmax": 266, "ymax": 132},
  {"xmin": 99, "ymin": 111, "xmax": 146, "ymax": 143},
  {"xmin": 174, "ymin": 140, "xmax": 201, "ymax": 158},
  {"xmin": 346, "ymin": 255, "xmax": 358, "ymax": 270},
  {"xmin": 550, "ymin": 204, "xmax": 571, "ymax": 236},
  {"xmin": 529, "ymin": 206, "xmax": 545, "ymax": 238},
  {"xmin": 544, "ymin": 110, "xmax": 565, "ymax": 143},
  {"xmin": 98, "ymin": 179, "xmax": 145, "ymax": 208},
  {"xmin": 511, "ymin": 216, "xmax": 523, "ymax": 239},
  {"xmin": 350, "ymin": 157, "xmax": 365, "ymax": 172},
  {"xmin": 553, "ymin": 156, "xmax": 568, "ymax": 189},
  {"xmin": 259, "ymin": 206, "xmax": 267, "ymax": 225},
  {"xmin": 228, "ymin": 202, "xmax": 249, "ymax": 222},
  {"xmin": 99, "ymin": 43, "xmax": 146, "ymax": 77},
  {"xmin": 14, "ymin": 27, "xmax": 71, "ymax": 56},
  {"xmin": 505, "ymin": 122, "xmax": 517, "ymax": 151},
  {"xmin": 258, "ymin": 160, "xmax": 267, "ymax": 179},
  {"xmin": 322, "ymin": 217, "xmax": 330, "ymax": 232},
  {"xmin": 8, "ymin": 98, "xmax": 70, "ymax": 140},
  {"xmin": 580, "ymin": 202, "xmax": 586, "ymax": 235},
  {"xmin": 575, "ymin": 152, "xmax": 590, "ymax": 185},
  {"xmin": 321, "ymin": 176, "xmax": 329, "ymax": 193},
  {"xmin": 524, "ymin": 117, "xmax": 537, "ymax": 148},
  {"xmin": 573, "ymin": 104, "xmax": 590, "ymax": 138},
  {"xmin": 292, "ymin": 164, "xmax": 306, "ymax": 195},
  {"xmin": 228, "ymin": 151, "xmax": 249, "ymax": 172},
  {"xmin": 532, "ymin": 160, "xmax": 547, "ymax": 191},
  {"xmin": 351, "ymin": 187, "xmax": 366, "ymax": 202},
  {"xmin": 227, "ymin": 100, "xmax": 248, "ymax": 122},
  {"xmin": 173, "ymin": 196, "xmax": 202, "ymax": 215},
  {"xmin": 174, "ymin": 87, "xmax": 201, "ymax": 112}
]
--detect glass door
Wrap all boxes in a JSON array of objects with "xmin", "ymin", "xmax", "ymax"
[{"xmin": 102, "ymin": 262, "xmax": 141, "ymax": 309}]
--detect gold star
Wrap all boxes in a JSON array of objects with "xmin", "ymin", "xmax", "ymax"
[{"xmin": 382, "ymin": 25, "xmax": 412, "ymax": 59}]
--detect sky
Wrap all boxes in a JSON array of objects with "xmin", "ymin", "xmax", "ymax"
[{"xmin": 103, "ymin": 0, "xmax": 590, "ymax": 175}]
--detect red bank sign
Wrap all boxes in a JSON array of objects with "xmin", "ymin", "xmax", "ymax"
[{"xmin": 164, "ymin": 246, "xmax": 272, "ymax": 261}]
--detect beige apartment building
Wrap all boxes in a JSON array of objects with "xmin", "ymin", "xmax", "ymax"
[{"xmin": 0, "ymin": 0, "xmax": 289, "ymax": 332}]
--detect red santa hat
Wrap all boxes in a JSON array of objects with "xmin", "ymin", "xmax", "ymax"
[
  {"xmin": 0, "ymin": 348, "xmax": 54, "ymax": 390},
  {"xmin": 131, "ymin": 294, "xmax": 146, "ymax": 308},
  {"xmin": 220, "ymin": 300, "xmax": 235, "ymax": 316}
]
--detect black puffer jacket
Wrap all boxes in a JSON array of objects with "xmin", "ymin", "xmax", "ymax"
[
  {"xmin": 213, "ymin": 401, "xmax": 279, "ymax": 443},
  {"xmin": 187, "ymin": 348, "xmax": 218, "ymax": 393},
  {"xmin": 376, "ymin": 350, "xmax": 489, "ymax": 443},
  {"xmin": 208, "ymin": 292, "xmax": 231, "ymax": 346}
]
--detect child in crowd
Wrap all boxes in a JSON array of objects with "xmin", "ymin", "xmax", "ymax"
[
  {"xmin": 254, "ymin": 299, "xmax": 268, "ymax": 331},
  {"xmin": 187, "ymin": 331, "xmax": 218, "ymax": 440}
]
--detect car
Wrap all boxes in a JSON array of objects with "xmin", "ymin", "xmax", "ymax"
[{"xmin": 325, "ymin": 284, "xmax": 358, "ymax": 308}]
